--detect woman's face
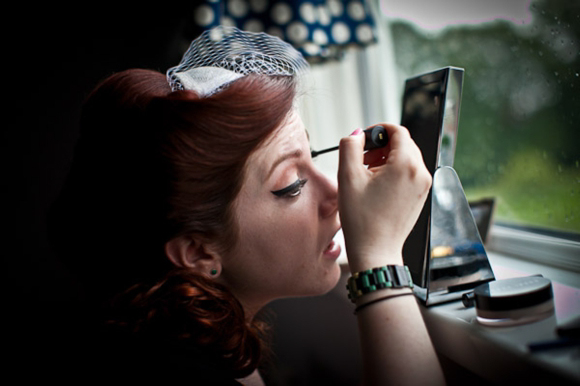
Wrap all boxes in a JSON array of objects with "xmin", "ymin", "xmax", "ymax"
[{"xmin": 219, "ymin": 110, "xmax": 342, "ymax": 312}]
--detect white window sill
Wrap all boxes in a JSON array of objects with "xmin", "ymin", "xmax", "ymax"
[
  {"xmin": 486, "ymin": 224, "xmax": 580, "ymax": 278},
  {"xmin": 421, "ymin": 225, "xmax": 580, "ymax": 385}
]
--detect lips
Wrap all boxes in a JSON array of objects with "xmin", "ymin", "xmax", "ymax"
[
  {"xmin": 324, "ymin": 240, "xmax": 335, "ymax": 252},
  {"xmin": 322, "ymin": 239, "xmax": 342, "ymax": 260}
]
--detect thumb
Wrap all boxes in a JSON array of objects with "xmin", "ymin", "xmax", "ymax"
[{"xmin": 338, "ymin": 128, "xmax": 366, "ymax": 183}]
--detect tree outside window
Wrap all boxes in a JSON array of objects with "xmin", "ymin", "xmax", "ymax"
[{"xmin": 384, "ymin": 0, "xmax": 579, "ymax": 236}]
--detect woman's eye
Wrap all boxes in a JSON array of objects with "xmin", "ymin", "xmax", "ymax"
[{"xmin": 271, "ymin": 179, "xmax": 308, "ymax": 198}]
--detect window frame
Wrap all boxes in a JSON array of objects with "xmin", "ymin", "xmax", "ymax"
[{"xmin": 486, "ymin": 223, "xmax": 580, "ymax": 273}]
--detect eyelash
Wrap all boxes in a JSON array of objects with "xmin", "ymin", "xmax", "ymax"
[{"xmin": 271, "ymin": 178, "xmax": 308, "ymax": 198}]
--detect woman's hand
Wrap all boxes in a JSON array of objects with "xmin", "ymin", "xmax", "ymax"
[{"xmin": 338, "ymin": 124, "xmax": 432, "ymax": 272}]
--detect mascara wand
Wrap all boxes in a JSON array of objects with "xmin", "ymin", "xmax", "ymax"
[{"xmin": 311, "ymin": 125, "xmax": 389, "ymax": 159}]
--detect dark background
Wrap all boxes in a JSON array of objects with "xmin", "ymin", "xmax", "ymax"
[{"xmin": 9, "ymin": 5, "xmax": 194, "ymax": 375}]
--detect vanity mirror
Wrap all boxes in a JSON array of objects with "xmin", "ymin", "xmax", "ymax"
[{"xmin": 401, "ymin": 67, "xmax": 495, "ymax": 305}]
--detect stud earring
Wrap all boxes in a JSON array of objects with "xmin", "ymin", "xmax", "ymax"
[{"xmin": 210, "ymin": 269, "xmax": 218, "ymax": 275}]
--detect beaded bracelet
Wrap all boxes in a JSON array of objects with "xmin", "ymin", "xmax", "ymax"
[{"xmin": 347, "ymin": 265, "xmax": 413, "ymax": 302}]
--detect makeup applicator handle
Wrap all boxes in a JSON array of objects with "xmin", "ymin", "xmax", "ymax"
[
  {"xmin": 311, "ymin": 126, "xmax": 389, "ymax": 158},
  {"xmin": 364, "ymin": 125, "xmax": 389, "ymax": 150}
]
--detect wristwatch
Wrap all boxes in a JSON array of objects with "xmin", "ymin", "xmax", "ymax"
[{"xmin": 347, "ymin": 265, "xmax": 414, "ymax": 302}]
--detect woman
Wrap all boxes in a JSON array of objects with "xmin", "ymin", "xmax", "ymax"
[{"xmin": 49, "ymin": 28, "xmax": 444, "ymax": 385}]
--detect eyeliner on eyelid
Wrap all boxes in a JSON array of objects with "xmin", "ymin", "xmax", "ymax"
[{"xmin": 271, "ymin": 179, "xmax": 307, "ymax": 197}]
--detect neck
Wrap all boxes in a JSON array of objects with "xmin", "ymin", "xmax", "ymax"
[
  {"xmin": 238, "ymin": 369, "xmax": 265, "ymax": 386},
  {"xmin": 239, "ymin": 295, "xmax": 270, "ymax": 322},
  {"xmin": 216, "ymin": 278, "xmax": 272, "ymax": 321}
]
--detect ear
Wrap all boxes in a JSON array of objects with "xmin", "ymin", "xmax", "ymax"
[{"xmin": 165, "ymin": 235, "xmax": 222, "ymax": 277}]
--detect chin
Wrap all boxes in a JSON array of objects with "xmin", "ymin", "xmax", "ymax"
[
  {"xmin": 277, "ymin": 261, "xmax": 342, "ymax": 300},
  {"xmin": 325, "ymin": 262, "xmax": 343, "ymax": 292},
  {"xmin": 309, "ymin": 261, "xmax": 342, "ymax": 297}
]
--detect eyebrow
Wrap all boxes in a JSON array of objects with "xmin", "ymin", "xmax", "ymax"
[{"xmin": 265, "ymin": 148, "xmax": 303, "ymax": 181}]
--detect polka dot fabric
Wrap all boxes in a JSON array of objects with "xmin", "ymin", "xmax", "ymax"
[{"xmin": 188, "ymin": 0, "xmax": 378, "ymax": 63}]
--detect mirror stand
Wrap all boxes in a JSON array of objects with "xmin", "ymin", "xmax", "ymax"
[{"xmin": 414, "ymin": 166, "xmax": 495, "ymax": 306}]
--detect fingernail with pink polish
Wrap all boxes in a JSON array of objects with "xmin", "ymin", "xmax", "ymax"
[{"xmin": 350, "ymin": 128, "xmax": 363, "ymax": 136}]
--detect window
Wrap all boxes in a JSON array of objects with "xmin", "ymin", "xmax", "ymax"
[{"xmin": 381, "ymin": 0, "xmax": 579, "ymax": 237}]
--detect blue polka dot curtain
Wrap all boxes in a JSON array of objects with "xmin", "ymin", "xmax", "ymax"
[{"xmin": 186, "ymin": 0, "xmax": 378, "ymax": 63}]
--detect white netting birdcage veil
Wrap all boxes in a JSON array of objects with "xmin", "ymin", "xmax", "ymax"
[{"xmin": 167, "ymin": 26, "xmax": 310, "ymax": 97}]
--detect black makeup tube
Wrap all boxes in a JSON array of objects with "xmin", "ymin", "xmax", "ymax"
[{"xmin": 311, "ymin": 125, "xmax": 389, "ymax": 159}]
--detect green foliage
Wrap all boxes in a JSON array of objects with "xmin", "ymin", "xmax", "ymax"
[
  {"xmin": 465, "ymin": 150, "xmax": 580, "ymax": 231},
  {"xmin": 389, "ymin": 0, "xmax": 580, "ymax": 233}
]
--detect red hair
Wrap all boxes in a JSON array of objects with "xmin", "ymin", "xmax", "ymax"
[{"xmin": 48, "ymin": 68, "xmax": 297, "ymax": 377}]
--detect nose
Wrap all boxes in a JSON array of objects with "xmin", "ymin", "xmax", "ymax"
[{"xmin": 316, "ymin": 170, "xmax": 338, "ymax": 219}]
